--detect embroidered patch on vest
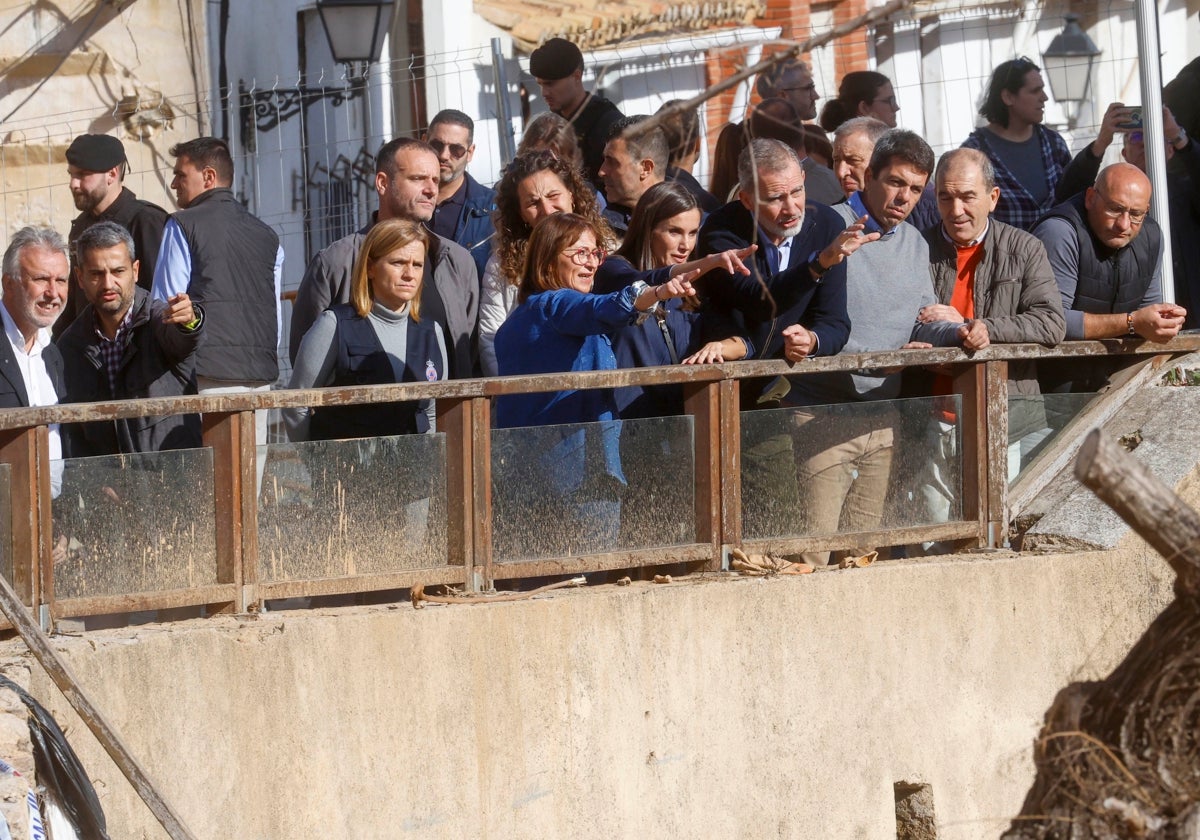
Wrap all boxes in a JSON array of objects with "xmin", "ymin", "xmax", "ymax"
[{"xmin": 425, "ymin": 359, "xmax": 438, "ymax": 382}]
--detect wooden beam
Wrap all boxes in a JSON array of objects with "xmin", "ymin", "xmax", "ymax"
[
  {"xmin": 51, "ymin": 585, "xmax": 238, "ymax": 620},
  {"xmin": 202, "ymin": 412, "xmax": 253, "ymax": 613},
  {"xmin": 954, "ymin": 364, "xmax": 988, "ymax": 546},
  {"xmin": 489, "ymin": 543, "xmax": 712, "ymax": 580},
  {"xmin": 255, "ymin": 566, "xmax": 468, "ymax": 602},
  {"xmin": 470, "ymin": 398, "xmax": 492, "ymax": 590},
  {"xmin": 719, "ymin": 380, "xmax": 742, "ymax": 554},
  {"xmin": 436, "ymin": 397, "xmax": 474, "ymax": 575},
  {"xmin": 1009, "ymin": 355, "xmax": 1167, "ymax": 518},
  {"xmin": 984, "ymin": 360, "xmax": 1009, "ymax": 548},
  {"xmin": 739, "ymin": 520, "xmax": 979, "ymax": 558},
  {"xmin": 0, "ymin": 573, "xmax": 199, "ymax": 840}
]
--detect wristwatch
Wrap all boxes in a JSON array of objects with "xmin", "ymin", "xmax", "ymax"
[{"xmin": 807, "ymin": 252, "xmax": 830, "ymax": 278}]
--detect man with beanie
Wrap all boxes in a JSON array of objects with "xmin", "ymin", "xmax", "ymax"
[
  {"xmin": 60, "ymin": 134, "xmax": 168, "ymax": 337},
  {"xmin": 530, "ymin": 37, "xmax": 624, "ymax": 190}
]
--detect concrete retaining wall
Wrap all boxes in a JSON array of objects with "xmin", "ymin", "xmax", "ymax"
[{"xmin": 0, "ymin": 541, "xmax": 1176, "ymax": 839}]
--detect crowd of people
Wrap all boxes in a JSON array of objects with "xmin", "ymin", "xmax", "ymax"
[{"xmin": 4, "ymin": 36, "xmax": 1197, "ymax": 564}]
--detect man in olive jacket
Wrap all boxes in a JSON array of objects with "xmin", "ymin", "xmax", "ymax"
[{"xmin": 915, "ymin": 148, "xmax": 1065, "ymax": 531}]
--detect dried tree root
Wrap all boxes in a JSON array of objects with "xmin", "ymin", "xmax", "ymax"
[
  {"xmin": 729, "ymin": 548, "xmax": 814, "ymax": 576},
  {"xmin": 411, "ymin": 576, "xmax": 587, "ymax": 609}
]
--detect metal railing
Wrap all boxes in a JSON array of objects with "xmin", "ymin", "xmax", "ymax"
[{"xmin": 1, "ymin": 337, "xmax": 1196, "ymax": 626}]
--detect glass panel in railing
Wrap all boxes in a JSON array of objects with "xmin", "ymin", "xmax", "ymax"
[
  {"xmin": 491, "ymin": 414, "xmax": 695, "ymax": 562},
  {"xmin": 258, "ymin": 433, "xmax": 447, "ymax": 581},
  {"xmin": 53, "ymin": 448, "xmax": 215, "ymax": 599},
  {"xmin": 739, "ymin": 395, "xmax": 962, "ymax": 549},
  {"xmin": 1008, "ymin": 392, "xmax": 1097, "ymax": 484},
  {"xmin": 0, "ymin": 464, "xmax": 10, "ymax": 586}
]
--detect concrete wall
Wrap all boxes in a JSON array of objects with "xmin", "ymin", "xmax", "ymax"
[{"xmin": 0, "ymin": 541, "xmax": 1177, "ymax": 839}]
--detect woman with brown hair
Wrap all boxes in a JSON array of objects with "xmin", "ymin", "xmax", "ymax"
[
  {"xmin": 478, "ymin": 151, "xmax": 613, "ymax": 375},
  {"xmin": 819, "ymin": 71, "xmax": 900, "ymax": 132}
]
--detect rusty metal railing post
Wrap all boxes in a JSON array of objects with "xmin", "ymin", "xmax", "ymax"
[
  {"xmin": 436, "ymin": 396, "xmax": 480, "ymax": 591},
  {"xmin": 202, "ymin": 411, "xmax": 256, "ymax": 612},
  {"xmin": 718, "ymin": 379, "xmax": 742, "ymax": 565},
  {"xmin": 683, "ymin": 378, "xmax": 723, "ymax": 570},
  {"xmin": 0, "ymin": 427, "xmax": 42, "ymax": 609}
]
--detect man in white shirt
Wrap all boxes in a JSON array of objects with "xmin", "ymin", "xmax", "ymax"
[{"xmin": 0, "ymin": 226, "xmax": 68, "ymax": 496}]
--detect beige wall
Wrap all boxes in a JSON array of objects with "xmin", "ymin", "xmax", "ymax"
[
  {"xmin": 0, "ymin": 541, "xmax": 1176, "ymax": 839},
  {"xmin": 0, "ymin": 1, "xmax": 208, "ymax": 238}
]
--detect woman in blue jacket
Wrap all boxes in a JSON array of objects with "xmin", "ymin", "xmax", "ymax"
[{"xmin": 492, "ymin": 213, "xmax": 697, "ymax": 556}]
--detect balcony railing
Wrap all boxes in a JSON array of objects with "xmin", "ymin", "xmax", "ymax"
[{"xmin": 1, "ymin": 337, "xmax": 1196, "ymax": 627}]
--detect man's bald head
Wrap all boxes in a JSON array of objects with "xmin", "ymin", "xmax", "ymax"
[{"xmin": 1085, "ymin": 163, "xmax": 1152, "ymax": 250}]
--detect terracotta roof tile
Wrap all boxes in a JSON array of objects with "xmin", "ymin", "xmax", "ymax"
[{"xmin": 478, "ymin": 0, "xmax": 768, "ymax": 52}]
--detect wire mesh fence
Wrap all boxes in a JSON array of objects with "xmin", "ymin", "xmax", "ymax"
[{"xmin": 0, "ymin": 0, "xmax": 1190, "ymax": 365}]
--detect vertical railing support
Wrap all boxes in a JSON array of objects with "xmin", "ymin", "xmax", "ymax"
[
  {"xmin": 718, "ymin": 380, "xmax": 742, "ymax": 565},
  {"xmin": 983, "ymin": 360, "xmax": 1010, "ymax": 549},
  {"xmin": 202, "ymin": 411, "xmax": 256, "ymax": 612},
  {"xmin": 683, "ymin": 379, "xmax": 722, "ymax": 570},
  {"xmin": 471, "ymin": 398, "xmax": 493, "ymax": 590},
  {"xmin": 955, "ymin": 360, "xmax": 1010, "ymax": 549},
  {"xmin": 0, "ymin": 427, "xmax": 42, "ymax": 607},
  {"xmin": 34, "ymin": 426, "xmax": 53, "ymax": 618},
  {"xmin": 436, "ymin": 397, "xmax": 478, "ymax": 590}
]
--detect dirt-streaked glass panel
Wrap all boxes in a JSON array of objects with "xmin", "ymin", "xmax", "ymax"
[
  {"xmin": 258, "ymin": 433, "xmax": 447, "ymax": 581},
  {"xmin": 491, "ymin": 415, "xmax": 695, "ymax": 562},
  {"xmin": 739, "ymin": 396, "xmax": 962, "ymax": 541},
  {"xmin": 1008, "ymin": 393, "xmax": 1096, "ymax": 484},
  {"xmin": 53, "ymin": 448, "xmax": 215, "ymax": 598}
]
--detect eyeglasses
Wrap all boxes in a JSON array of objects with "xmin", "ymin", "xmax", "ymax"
[
  {"xmin": 429, "ymin": 139, "xmax": 469, "ymax": 159},
  {"xmin": 1093, "ymin": 187, "xmax": 1148, "ymax": 225},
  {"xmin": 874, "ymin": 95, "xmax": 899, "ymax": 108},
  {"xmin": 562, "ymin": 248, "xmax": 606, "ymax": 266},
  {"xmin": 779, "ymin": 82, "xmax": 818, "ymax": 94}
]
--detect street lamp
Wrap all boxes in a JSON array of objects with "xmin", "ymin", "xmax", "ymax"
[
  {"xmin": 1042, "ymin": 14, "xmax": 1101, "ymax": 104},
  {"xmin": 241, "ymin": 0, "xmax": 395, "ymax": 143},
  {"xmin": 316, "ymin": 0, "xmax": 395, "ymax": 64}
]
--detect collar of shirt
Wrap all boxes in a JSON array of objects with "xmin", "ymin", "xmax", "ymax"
[
  {"xmin": 941, "ymin": 219, "xmax": 990, "ymax": 249},
  {"xmin": 0, "ymin": 300, "xmax": 49, "ymax": 357},
  {"xmin": 847, "ymin": 191, "xmax": 896, "ymax": 240},
  {"xmin": 94, "ymin": 303, "xmax": 135, "ymax": 344},
  {"xmin": 776, "ymin": 236, "xmax": 796, "ymax": 270}
]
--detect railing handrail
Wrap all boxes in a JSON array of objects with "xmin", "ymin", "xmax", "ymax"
[{"xmin": 0, "ymin": 337, "xmax": 1196, "ymax": 430}]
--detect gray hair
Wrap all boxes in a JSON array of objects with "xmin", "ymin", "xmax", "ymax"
[
  {"xmin": 75, "ymin": 221, "xmax": 136, "ymax": 262},
  {"xmin": 737, "ymin": 138, "xmax": 801, "ymax": 194},
  {"xmin": 2, "ymin": 227, "xmax": 68, "ymax": 280},
  {"xmin": 833, "ymin": 116, "xmax": 890, "ymax": 147},
  {"xmin": 935, "ymin": 147, "xmax": 996, "ymax": 191}
]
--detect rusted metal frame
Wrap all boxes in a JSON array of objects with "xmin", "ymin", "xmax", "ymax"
[
  {"xmin": 34, "ymin": 426, "xmax": 53, "ymax": 618},
  {"xmin": 0, "ymin": 427, "xmax": 40, "ymax": 606},
  {"xmin": 201, "ymin": 411, "xmax": 254, "ymax": 614},
  {"xmin": 740, "ymin": 520, "xmax": 979, "ymax": 558},
  {"xmin": 470, "ymin": 397, "xmax": 493, "ymax": 590},
  {"xmin": 954, "ymin": 363, "xmax": 989, "ymax": 547},
  {"xmin": 436, "ymin": 397, "xmax": 475, "ymax": 584},
  {"xmin": 682, "ymin": 379, "xmax": 722, "ymax": 571},
  {"xmin": 983, "ymin": 360, "xmax": 1010, "ymax": 549},
  {"xmin": 51, "ymin": 584, "xmax": 240, "ymax": 621},
  {"xmin": 255, "ymin": 565, "xmax": 468, "ymax": 602},
  {"xmin": 489, "ymin": 543, "xmax": 712, "ymax": 580},
  {"xmin": 718, "ymin": 380, "xmax": 742, "ymax": 560}
]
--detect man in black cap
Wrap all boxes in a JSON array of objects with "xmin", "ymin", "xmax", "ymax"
[
  {"xmin": 60, "ymin": 134, "xmax": 168, "ymax": 337},
  {"xmin": 529, "ymin": 36, "xmax": 624, "ymax": 190}
]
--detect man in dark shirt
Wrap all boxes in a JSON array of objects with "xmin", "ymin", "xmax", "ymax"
[
  {"xmin": 656, "ymin": 99, "xmax": 719, "ymax": 213},
  {"xmin": 530, "ymin": 37, "xmax": 624, "ymax": 191},
  {"xmin": 59, "ymin": 134, "xmax": 168, "ymax": 337},
  {"xmin": 424, "ymin": 109, "xmax": 497, "ymax": 280}
]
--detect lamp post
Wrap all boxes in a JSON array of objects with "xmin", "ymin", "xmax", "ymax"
[
  {"xmin": 1041, "ymin": 13, "xmax": 1101, "ymax": 125},
  {"xmin": 240, "ymin": 0, "xmax": 395, "ymax": 142}
]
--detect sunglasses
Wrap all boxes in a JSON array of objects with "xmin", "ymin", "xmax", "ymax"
[{"xmin": 430, "ymin": 139, "xmax": 469, "ymax": 159}]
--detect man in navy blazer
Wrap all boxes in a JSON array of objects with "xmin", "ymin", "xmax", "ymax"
[{"xmin": 693, "ymin": 138, "xmax": 851, "ymax": 538}]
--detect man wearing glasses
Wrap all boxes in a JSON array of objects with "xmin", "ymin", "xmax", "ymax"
[
  {"xmin": 1034, "ymin": 163, "xmax": 1186, "ymax": 391},
  {"xmin": 425, "ymin": 109, "xmax": 496, "ymax": 280}
]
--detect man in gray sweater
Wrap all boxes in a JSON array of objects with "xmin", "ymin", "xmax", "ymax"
[{"xmin": 787, "ymin": 129, "xmax": 967, "ymax": 564}]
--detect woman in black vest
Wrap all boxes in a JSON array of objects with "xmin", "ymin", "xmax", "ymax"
[{"xmin": 285, "ymin": 219, "xmax": 447, "ymax": 441}]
